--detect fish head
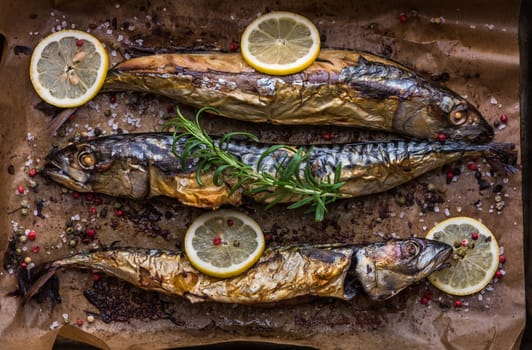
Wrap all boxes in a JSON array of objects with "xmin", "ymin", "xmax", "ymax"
[
  {"xmin": 44, "ymin": 139, "xmax": 150, "ymax": 199},
  {"xmin": 393, "ymin": 96, "xmax": 493, "ymax": 144},
  {"xmin": 439, "ymin": 101, "xmax": 494, "ymax": 144},
  {"xmin": 354, "ymin": 238, "xmax": 452, "ymax": 300}
]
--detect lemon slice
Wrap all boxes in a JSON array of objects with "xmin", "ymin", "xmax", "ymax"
[
  {"xmin": 184, "ymin": 210, "xmax": 265, "ymax": 278},
  {"xmin": 29, "ymin": 30, "xmax": 109, "ymax": 108},
  {"xmin": 240, "ymin": 11, "xmax": 321, "ymax": 75},
  {"xmin": 425, "ymin": 217, "xmax": 500, "ymax": 296}
]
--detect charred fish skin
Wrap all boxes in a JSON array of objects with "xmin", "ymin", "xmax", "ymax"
[
  {"xmin": 43, "ymin": 133, "xmax": 517, "ymax": 208},
  {"xmin": 21, "ymin": 239, "xmax": 452, "ymax": 304},
  {"xmin": 104, "ymin": 49, "xmax": 493, "ymax": 143}
]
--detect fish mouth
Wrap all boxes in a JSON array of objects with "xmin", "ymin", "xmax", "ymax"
[
  {"xmin": 447, "ymin": 123, "xmax": 494, "ymax": 144},
  {"xmin": 43, "ymin": 157, "xmax": 92, "ymax": 193},
  {"xmin": 419, "ymin": 239, "xmax": 453, "ymax": 276}
]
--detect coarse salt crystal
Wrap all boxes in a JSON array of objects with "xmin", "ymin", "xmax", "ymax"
[
  {"xmin": 115, "ymin": 3, "xmax": 120, "ymax": 8},
  {"xmin": 50, "ymin": 321, "xmax": 59, "ymax": 330},
  {"xmin": 106, "ymin": 29, "xmax": 113, "ymax": 35},
  {"xmin": 56, "ymin": 25, "xmax": 62, "ymax": 31},
  {"xmin": 111, "ymin": 50, "xmax": 117, "ymax": 57},
  {"xmin": 444, "ymin": 208, "xmax": 450, "ymax": 216},
  {"xmin": 490, "ymin": 97, "xmax": 498, "ymax": 105},
  {"xmin": 117, "ymin": 34, "xmax": 124, "ymax": 42}
]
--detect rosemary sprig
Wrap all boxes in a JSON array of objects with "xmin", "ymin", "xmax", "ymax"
[{"xmin": 164, "ymin": 107, "xmax": 347, "ymax": 222}]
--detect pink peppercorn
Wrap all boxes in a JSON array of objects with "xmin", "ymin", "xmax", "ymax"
[
  {"xmin": 454, "ymin": 300, "xmax": 463, "ymax": 308},
  {"xmin": 31, "ymin": 246, "xmax": 40, "ymax": 253},
  {"xmin": 28, "ymin": 168, "xmax": 37, "ymax": 177},
  {"xmin": 437, "ymin": 133, "xmax": 447, "ymax": 142},
  {"xmin": 76, "ymin": 39, "xmax": 84, "ymax": 47},
  {"xmin": 213, "ymin": 237, "xmax": 222, "ymax": 245},
  {"xmin": 399, "ymin": 13, "xmax": 408, "ymax": 23},
  {"xmin": 499, "ymin": 255, "xmax": 506, "ymax": 263},
  {"xmin": 229, "ymin": 41, "xmax": 239, "ymax": 51},
  {"xmin": 86, "ymin": 228, "xmax": 96, "ymax": 238},
  {"xmin": 471, "ymin": 233, "xmax": 479, "ymax": 240},
  {"xmin": 322, "ymin": 132, "xmax": 332, "ymax": 141},
  {"xmin": 495, "ymin": 270, "xmax": 503, "ymax": 279},
  {"xmin": 17, "ymin": 185, "xmax": 25, "ymax": 194},
  {"xmin": 500, "ymin": 114, "xmax": 508, "ymax": 124},
  {"xmin": 28, "ymin": 230, "xmax": 37, "ymax": 240},
  {"xmin": 467, "ymin": 162, "xmax": 478, "ymax": 171},
  {"xmin": 115, "ymin": 209, "xmax": 123, "ymax": 217}
]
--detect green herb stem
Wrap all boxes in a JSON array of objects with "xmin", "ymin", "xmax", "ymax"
[{"xmin": 165, "ymin": 107, "xmax": 347, "ymax": 221}]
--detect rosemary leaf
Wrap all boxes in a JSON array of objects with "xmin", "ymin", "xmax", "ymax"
[{"xmin": 166, "ymin": 107, "xmax": 347, "ymax": 222}]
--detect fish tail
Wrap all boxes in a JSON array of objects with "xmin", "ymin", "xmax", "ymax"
[
  {"xmin": 482, "ymin": 142, "xmax": 519, "ymax": 174},
  {"xmin": 18, "ymin": 262, "xmax": 61, "ymax": 305}
]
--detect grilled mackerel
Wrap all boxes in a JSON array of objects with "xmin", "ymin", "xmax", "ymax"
[
  {"xmin": 103, "ymin": 50, "xmax": 493, "ymax": 143},
  {"xmin": 21, "ymin": 239, "xmax": 451, "ymax": 304},
  {"xmin": 43, "ymin": 133, "xmax": 517, "ymax": 209}
]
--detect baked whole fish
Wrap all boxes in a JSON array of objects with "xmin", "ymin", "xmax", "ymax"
[
  {"xmin": 103, "ymin": 49, "xmax": 494, "ymax": 143},
  {"xmin": 43, "ymin": 133, "xmax": 517, "ymax": 209},
  {"xmin": 20, "ymin": 238, "xmax": 452, "ymax": 304}
]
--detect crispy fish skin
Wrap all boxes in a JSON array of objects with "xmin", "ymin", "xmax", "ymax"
[
  {"xmin": 104, "ymin": 50, "xmax": 493, "ymax": 143},
  {"xmin": 22, "ymin": 239, "xmax": 452, "ymax": 304},
  {"xmin": 43, "ymin": 133, "xmax": 517, "ymax": 208}
]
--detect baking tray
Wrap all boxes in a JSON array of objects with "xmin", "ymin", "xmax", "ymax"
[{"xmin": 0, "ymin": 1, "xmax": 526, "ymax": 349}]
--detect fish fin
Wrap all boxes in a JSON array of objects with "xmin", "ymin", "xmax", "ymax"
[
  {"xmin": 19, "ymin": 263, "xmax": 61, "ymax": 305},
  {"xmin": 46, "ymin": 108, "xmax": 77, "ymax": 136},
  {"xmin": 484, "ymin": 142, "xmax": 519, "ymax": 175}
]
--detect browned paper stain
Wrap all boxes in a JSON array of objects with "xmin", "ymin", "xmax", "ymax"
[{"xmin": 0, "ymin": 1, "xmax": 525, "ymax": 349}]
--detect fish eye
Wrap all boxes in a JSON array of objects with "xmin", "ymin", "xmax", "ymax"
[
  {"xmin": 402, "ymin": 240, "xmax": 421, "ymax": 258},
  {"xmin": 77, "ymin": 149, "xmax": 95, "ymax": 169},
  {"xmin": 449, "ymin": 106, "xmax": 467, "ymax": 126}
]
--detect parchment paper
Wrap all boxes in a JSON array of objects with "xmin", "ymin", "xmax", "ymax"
[{"xmin": 0, "ymin": 1, "xmax": 525, "ymax": 349}]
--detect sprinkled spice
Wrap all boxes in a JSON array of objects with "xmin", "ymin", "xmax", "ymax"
[
  {"xmin": 28, "ymin": 230, "xmax": 37, "ymax": 240},
  {"xmin": 229, "ymin": 41, "xmax": 239, "ymax": 51},
  {"xmin": 467, "ymin": 162, "xmax": 478, "ymax": 171},
  {"xmin": 86, "ymin": 228, "xmax": 96, "ymax": 238},
  {"xmin": 213, "ymin": 237, "xmax": 222, "ymax": 245},
  {"xmin": 500, "ymin": 114, "xmax": 508, "ymax": 124}
]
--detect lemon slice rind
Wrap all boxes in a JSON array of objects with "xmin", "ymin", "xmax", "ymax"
[
  {"xmin": 29, "ymin": 30, "xmax": 109, "ymax": 108},
  {"xmin": 184, "ymin": 210, "xmax": 265, "ymax": 279},
  {"xmin": 425, "ymin": 216, "xmax": 499, "ymax": 296},
  {"xmin": 240, "ymin": 11, "xmax": 321, "ymax": 75}
]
